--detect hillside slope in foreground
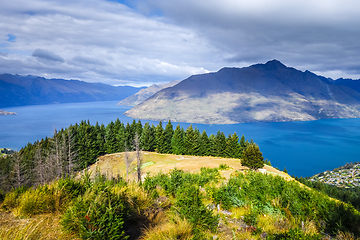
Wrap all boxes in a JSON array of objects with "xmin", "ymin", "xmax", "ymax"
[{"xmin": 91, "ymin": 151, "xmax": 291, "ymax": 181}]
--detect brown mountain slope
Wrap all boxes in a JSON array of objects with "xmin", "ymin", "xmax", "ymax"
[{"xmin": 125, "ymin": 60, "xmax": 360, "ymax": 124}]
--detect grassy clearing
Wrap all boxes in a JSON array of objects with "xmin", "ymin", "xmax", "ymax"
[{"xmin": 92, "ymin": 151, "xmax": 291, "ymax": 182}]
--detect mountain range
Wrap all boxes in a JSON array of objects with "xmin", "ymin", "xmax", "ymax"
[
  {"xmin": 125, "ymin": 60, "xmax": 360, "ymax": 124},
  {"xmin": 0, "ymin": 74, "xmax": 144, "ymax": 109},
  {"xmin": 117, "ymin": 80, "xmax": 180, "ymax": 106}
]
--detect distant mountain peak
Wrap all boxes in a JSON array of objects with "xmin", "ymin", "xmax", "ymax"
[{"xmin": 263, "ymin": 59, "xmax": 287, "ymax": 69}]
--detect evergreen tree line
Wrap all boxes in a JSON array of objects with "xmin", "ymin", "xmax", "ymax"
[{"xmin": 0, "ymin": 119, "xmax": 252, "ymax": 194}]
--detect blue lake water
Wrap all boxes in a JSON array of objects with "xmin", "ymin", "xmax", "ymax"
[{"xmin": 1, "ymin": 101, "xmax": 360, "ymax": 177}]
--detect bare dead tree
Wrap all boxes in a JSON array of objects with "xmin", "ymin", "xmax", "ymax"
[
  {"xmin": 53, "ymin": 129, "xmax": 63, "ymax": 178},
  {"xmin": 34, "ymin": 142, "xmax": 45, "ymax": 186},
  {"xmin": 67, "ymin": 128, "xmax": 78, "ymax": 177},
  {"xmin": 133, "ymin": 132, "xmax": 143, "ymax": 182},
  {"xmin": 11, "ymin": 152, "xmax": 28, "ymax": 188},
  {"xmin": 124, "ymin": 141, "xmax": 133, "ymax": 182}
]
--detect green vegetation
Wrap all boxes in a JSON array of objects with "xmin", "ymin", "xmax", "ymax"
[
  {"xmin": 297, "ymin": 176, "xmax": 360, "ymax": 212},
  {"xmin": 240, "ymin": 143, "xmax": 264, "ymax": 170},
  {"xmin": 2, "ymin": 168, "xmax": 359, "ymax": 239},
  {"xmin": 0, "ymin": 119, "xmax": 253, "ymax": 194}
]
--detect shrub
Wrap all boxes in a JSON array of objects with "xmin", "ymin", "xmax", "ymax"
[
  {"xmin": 219, "ymin": 164, "xmax": 230, "ymax": 170},
  {"xmin": 267, "ymin": 228, "xmax": 322, "ymax": 240},
  {"xmin": 61, "ymin": 184, "xmax": 129, "ymax": 240},
  {"xmin": 174, "ymin": 185, "xmax": 218, "ymax": 232},
  {"xmin": 1, "ymin": 186, "xmax": 28, "ymax": 210}
]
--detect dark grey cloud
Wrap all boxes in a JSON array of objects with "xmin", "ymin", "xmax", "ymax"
[
  {"xmin": 138, "ymin": 0, "xmax": 360, "ymax": 79},
  {"xmin": 32, "ymin": 49, "xmax": 65, "ymax": 63}
]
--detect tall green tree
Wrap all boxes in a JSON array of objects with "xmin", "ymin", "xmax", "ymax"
[
  {"xmin": 214, "ymin": 130, "xmax": 226, "ymax": 157},
  {"xmin": 116, "ymin": 122, "xmax": 126, "ymax": 153},
  {"xmin": 239, "ymin": 135, "xmax": 249, "ymax": 157},
  {"xmin": 199, "ymin": 130, "xmax": 210, "ymax": 156},
  {"xmin": 225, "ymin": 133, "xmax": 241, "ymax": 158},
  {"xmin": 193, "ymin": 128, "xmax": 201, "ymax": 156},
  {"xmin": 184, "ymin": 125, "xmax": 194, "ymax": 155},
  {"xmin": 141, "ymin": 122, "xmax": 154, "ymax": 151},
  {"xmin": 155, "ymin": 121, "xmax": 165, "ymax": 153},
  {"xmin": 164, "ymin": 120, "xmax": 174, "ymax": 154},
  {"xmin": 241, "ymin": 143, "xmax": 264, "ymax": 170},
  {"xmin": 208, "ymin": 134, "xmax": 216, "ymax": 156},
  {"xmin": 105, "ymin": 121, "xmax": 116, "ymax": 154},
  {"xmin": 171, "ymin": 124, "xmax": 185, "ymax": 155}
]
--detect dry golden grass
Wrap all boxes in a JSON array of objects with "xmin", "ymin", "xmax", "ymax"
[
  {"xmin": 92, "ymin": 151, "xmax": 292, "ymax": 181},
  {"xmin": 140, "ymin": 214, "xmax": 194, "ymax": 240},
  {"xmin": 0, "ymin": 211, "xmax": 80, "ymax": 240}
]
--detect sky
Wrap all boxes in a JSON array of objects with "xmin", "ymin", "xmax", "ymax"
[{"xmin": 1, "ymin": 0, "xmax": 360, "ymax": 86}]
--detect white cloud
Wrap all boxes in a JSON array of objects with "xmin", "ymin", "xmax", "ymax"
[
  {"xmin": 0, "ymin": 0, "xmax": 219, "ymax": 85},
  {"xmin": 0, "ymin": 0, "xmax": 360, "ymax": 86}
]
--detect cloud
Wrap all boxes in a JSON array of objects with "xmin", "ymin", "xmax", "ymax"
[
  {"xmin": 0, "ymin": 0, "xmax": 360, "ymax": 85},
  {"xmin": 32, "ymin": 49, "xmax": 65, "ymax": 63}
]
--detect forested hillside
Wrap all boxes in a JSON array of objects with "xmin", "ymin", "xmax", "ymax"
[{"xmin": 0, "ymin": 119, "xmax": 251, "ymax": 193}]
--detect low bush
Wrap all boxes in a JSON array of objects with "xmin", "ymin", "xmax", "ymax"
[
  {"xmin": 1, "ymin": 185, "xmax": 28, "ymax": 210},
  {"xmin": 61, "ymin": 184, "xmax": 129, "ymax": 240},
  {"xmin": 174, "ymin": 185, "xmax": 218, "ymax": 233}
]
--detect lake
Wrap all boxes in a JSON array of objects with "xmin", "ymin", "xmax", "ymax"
[{"xmin": 1, "ymin": 101, "xmax": 360, "ymax": 177}]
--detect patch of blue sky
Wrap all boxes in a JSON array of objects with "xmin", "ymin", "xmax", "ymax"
[
  {"xmin": 107, "ymin": 0, "xmax": 134, "ymax": 9},
  {"xmin": 7, "ymin": 34, "xmax": 16, "ymax": 42},
  {"xmin": 106, "ymin": 0, "xmax": 163, "ymax": 16}
]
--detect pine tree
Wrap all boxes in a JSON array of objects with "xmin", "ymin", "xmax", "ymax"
[
  {"xmin": 164, "ymin": 120, "xmax": 174, "ymax": 154},
  {"xmin": 105, "ymin": 121, "xmax": 116, "ymax": 154},
  {"xmin": 125, "ymin": 121, "xmax": 138, "ymax": 150},
  {"xmin": 171, "ymin": 124, "xmax": 184, "ymax": 155},
  {"xmin": 208, "ymin": 134, "xmax": 216, "ymax": 156},
  {"xmin": 135, "ymin": 120, "xmax": 143, "ymax": 136},
  {"xmin": 149, "ymin": 124, "xmax": 156, "ymax": 151},
  {"xmin": 193, "ymin": 128, "xmax": 201, "ymax": 156},
  {"xmin": 239, "ymin": 135, "xmax": 249, "ymax": 157},
  {"xmin": 215, "ymin": 130, "xmax": 226, "ymax": 157},
  {"xmin": 184, "ymin": 125, "xmax": 195, "ymax": 155},
  {"xmin": 155, "ymin": 121, "xmax": 165, "ymax": 153},
  {"xmin": 225, "ymin": 132, "xmax": 241, "ymax": 158},
  {"xmin": 116, "ymin": 121, "xmax": 126, "ymax": 152},
  {"xmin": 140, "ymin": 122, "xmax": 152, "ymax": 151},
  {"xmin": 199, "ymin": 130, "xmax": 210, "ymax": 156},
  {"xmin": 241, "ymin": 143, "xmax": 264, "ymax": 170}
]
